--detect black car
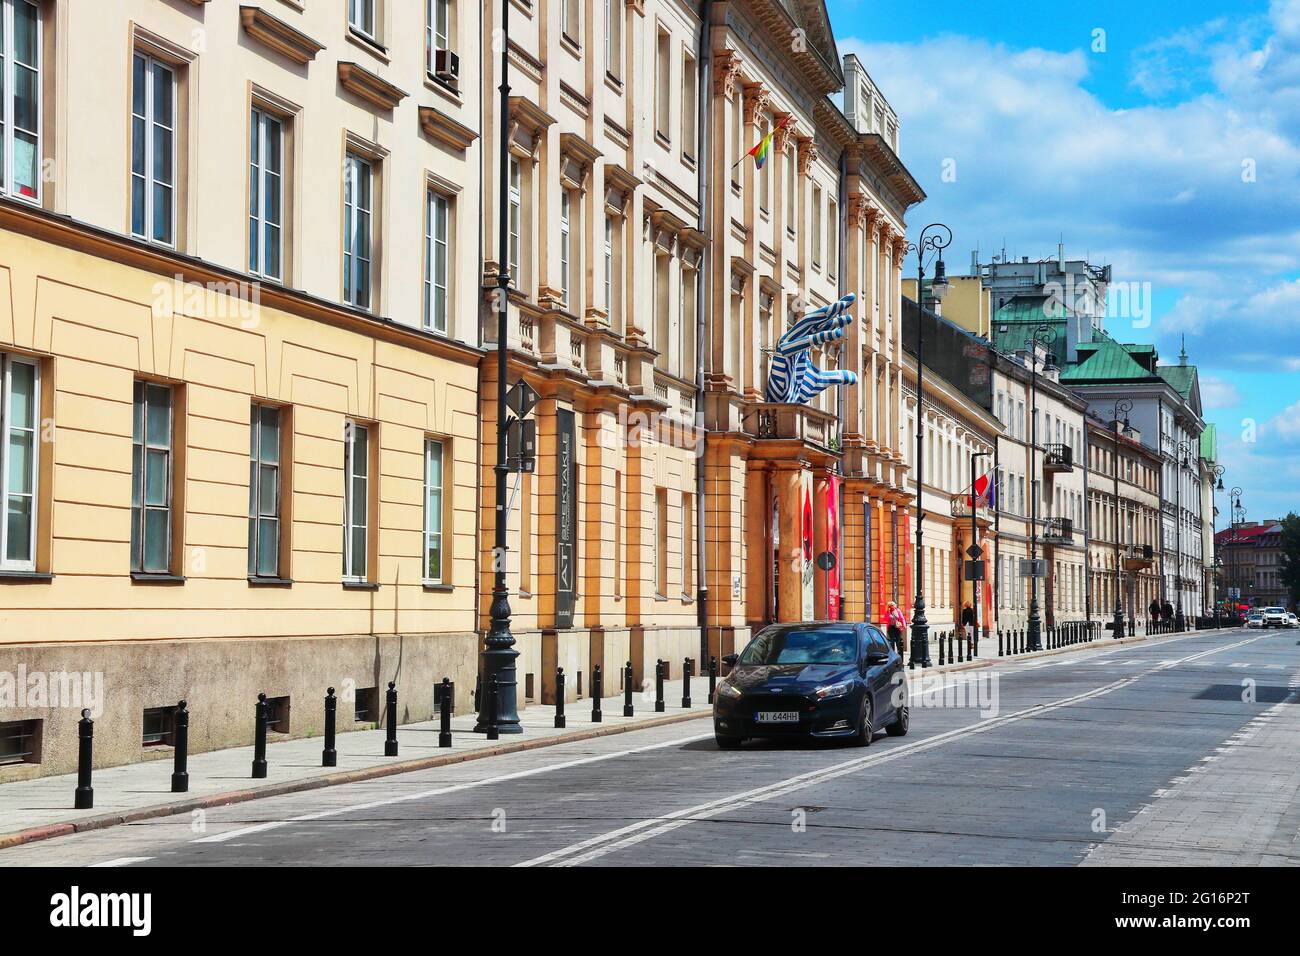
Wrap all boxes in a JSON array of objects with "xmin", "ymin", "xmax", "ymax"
[{"xmin": 712, "ymin": 621, "xmax": 908, "ymax": 749}]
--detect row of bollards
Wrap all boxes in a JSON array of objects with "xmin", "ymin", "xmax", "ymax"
[
  {"xmin": 72, "ymin": 678, "xmax": 460, "ymax": 810},
  {"xmin": 72, "ymin": 656, "xmax": 720, "ymax": 811},
  {"xmin": 994, "ymin": 620, "xmax": 1095, "ymax": 658}
]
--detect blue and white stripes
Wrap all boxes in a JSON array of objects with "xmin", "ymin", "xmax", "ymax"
[{"xmin": 764, "ymin": 292, "xmax": 860, "ymax": 404}]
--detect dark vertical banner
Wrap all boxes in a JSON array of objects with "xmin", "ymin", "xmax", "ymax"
[{"xmin": 555, "ymin": 407, "xmax": 577, "ymax": 628}]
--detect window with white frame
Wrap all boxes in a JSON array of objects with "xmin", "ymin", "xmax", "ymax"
[
  {"xmin": 0, "ymin": 353, "xmax": 38, "ymax": 569},
  {"xmin": 425, "ymin": 189, "xmax": 449, "ymax": 333},
  {"xmin": 423, "ymin": 438, "xmax": 444, "ymax": 583},
  {"xmin": 343, "ymin": 422, "xmax": 369, "ymax": 581},
  {"xmin": 604, "ymin": 215, "xmax": 615, "ymax": 326},
  {"xmin": 811, "ymin": 185, "xmax": 822, "ymax": 267},
  {"xmin": 561, "ymin": 0, "xmax": 579, "ymax": 43},
  {"xmin": 559, "ymin": 191, "xmax": 570, "ymax": 309},
  {"xmin": 655, "ymin": 26, "xmax": 670, "ymax": 139},
  {"xmin": 130, "ymin": 53, "xmax": 176, "ymax": 246},
  {"xmin": 426, "ymin": 0, "xmax": 449, "ymax": 70},
  {"xmin": 508, "ymin": 156, "xmax": 521, "ymax": 283},
  {"xmin": 655, "ymin": 488, "xmax": 668, "ymax": 597},
  {"xmin": 604, "ymin": 0, "xmax": 621, "ymax": 79},
  {"xmin": 682, "ymin": 51, "xmax": 696, "ymax": 160},
  {"xmin": 0, "ymin": 0, "xmax": 41, "ymax": 202},
  {"xmin": 679, "ymin": 265, "xmax": 696, "ymax": 374},
  {"xmin": 247, "ymin": 404, "xmax": 281, "ymax": 578},
  {"xmin": 248, "ymin": 108, "xmax": 283, "ymax": 280},
  {"xmin": 349, "ymin": 0, "xmax": 377, "ymax": 40},
  {"xmin": 343, "ymin": 153, "xmax": 373, "ymax": 310},
  {"xmin": 827, "ymin": 199, "xmax": 837, "ymax": 276},
  {"xmin": 130, "ymin": 381, "xmax": 173, "ymax": 574}
]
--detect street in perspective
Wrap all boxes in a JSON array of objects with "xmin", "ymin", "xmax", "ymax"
[{"xmin": 1, "ymin": 0, "xmax": 1299, "ymax": 937}]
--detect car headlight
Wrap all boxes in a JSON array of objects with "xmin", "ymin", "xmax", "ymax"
[
  {"xmin": 716, "ymin": 681, "xmax": 743, "ymax": 700},
  {"xmin": 814, "ymin": 680, "xmax": 853, "ymax": 700}
]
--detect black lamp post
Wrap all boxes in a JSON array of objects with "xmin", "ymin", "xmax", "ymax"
[
  {"xmin": 1211, "ymin": 464, "xmax": 1225, "ymax": 625},
  {"xmin": 969, "ymin": 449, "xmax": 990, "ymax": 646},
  {"xmin": 475, "ymin": 0, "xmax": 522, "ymax": 735},
  {"xmin": 1228, "ymin": 487, "xmax": 1244, "ymax": 618},
  {"xmin": 1110, "ymin": 398, "xmax": 1133, "ymax": 638},
  {"xmin": 1174, "ymin": 438, "xmax": 1194, "ymax": 632},
  {"xmin": 905, "ymin": 222, "xmax": 952, "ymax": 670},
  {"xmin": 1024, "ymin": 323, "xmax": 1056, "ymax": 652}
]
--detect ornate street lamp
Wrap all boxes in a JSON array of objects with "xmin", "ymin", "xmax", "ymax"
[
  {"xmin": 1174, "ymin": 438, "xmax": 1195, "ymax": 631},
  {"xmin": 1211, "ymin": 464, "xmax": 1225, "ymax": 626},
  {"xmin": 475, "ymin": 0, "xmax": 522, "ymax": 735},
  {"xmin": 1110, "ymin": 398, "xmax": 1133, "ymax": 638},
  {"xmin": 905, "ymin": 222, "xmax": 952, "ymax": 669},
  {"xmin": 1024, "ymin": 323, "xmax": 1057, "ymax": 652}
]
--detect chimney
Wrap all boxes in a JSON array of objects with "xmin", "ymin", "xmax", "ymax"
[{"xmin": 1058, "ymin": 240, "xmax": 1065, "ymax": 271}]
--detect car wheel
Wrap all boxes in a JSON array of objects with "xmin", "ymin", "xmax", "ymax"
[
  {"xmin": 853, "ymin": 698, "xmax": 874, "ymax": 747},
  {"xmin": 715, "ymin": 734, "xmax": 742, "ymax": 750},
  {"xmin": 886, "ymin": 702, "xmax": 910, "ymax": 737}
]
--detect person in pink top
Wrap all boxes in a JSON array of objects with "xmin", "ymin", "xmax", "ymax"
[{"xmin": 885, "ymin": 601, "xmax": 908, "ymax": 656}]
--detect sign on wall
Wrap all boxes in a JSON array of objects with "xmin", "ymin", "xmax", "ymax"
[{"xmin": 555, "ymin": 408, "xmax": 577, "ymax": 628}]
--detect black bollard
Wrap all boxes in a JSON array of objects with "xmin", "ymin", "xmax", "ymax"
[
  {"xmin": 554, "ymin": 667, "xmax": 566, "ymax": 729},
  {"xmin": 322, "ymin": 687, "xmax": 338, "ymax": 767},
  {"xmin": 384, "ymin": 681, "xmax": 399, "ymax": 756},
  {"xmin": 591, "ymin": 664, "xmax": 603, "ymax": 723},
  {"xmin": 938, "ymin": 630, "xmax": 946, "ymax": 665},
  {"xmin": 171, "ymin": 699, "xmax": 190, "ymax": 793},
  {"xmin": 623, "ymin": 661, "xmax": 634, "ymax": 717},
  {"xmin": 682, "ymin": 658, "xmax": 692, "ymax": 708},
  {"xmin": 438, "ymin": 678, "xmax": 453, "ymax": 747},
  {"xmin": 998, "ymin": 629, "xmax": 1004, "ymax": 657},
  {"xmin": 474, "ymin": 672, "xmax": 481, "ymax": 713},
  {"xmin": 655, "ymin": 659, "xmax": 665, "ymax": 712},
  {"xmin": 486, "ymin": 676, "xmax": 500, "ymax": 741},
  {"xmin": 74, "ymin": 708, "xmax": 94, "ymax": 809},
  {"xmin": 957, "ymin": 629, "xmax": 964, "ymax": 663},
  {"xmin": 708, "ymin": 656, "xmax": 717, "ymax": 704},
  {"xmin": 251, "ymin": 692, "xmax": 268, "ymax": 779}
]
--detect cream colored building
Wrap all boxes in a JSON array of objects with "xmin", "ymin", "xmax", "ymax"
[{"xmin": 1, "ymin": 0, "xmax": 486, "ymax": 776}]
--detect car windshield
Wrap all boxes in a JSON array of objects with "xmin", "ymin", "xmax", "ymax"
[{"xmin": 739, "ymin": 627, "xmax": 857, "ymax": 665}]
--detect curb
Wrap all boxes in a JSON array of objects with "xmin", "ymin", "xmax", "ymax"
[
  {"xmin": 0, "ymin": 708, "xmax": 712, "ymax": 851},
  {"xmin": 0, "ymin": 626, "xmax": 1240, "ymax": 852}
]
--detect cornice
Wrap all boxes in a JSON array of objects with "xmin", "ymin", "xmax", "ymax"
[
  {"xmin": 239, "ymin": 6, "xmax": 325, "ymax": 65},
  {"xmin": 337, "ymin": 61, "xmax": 408, "ymax": 112}
]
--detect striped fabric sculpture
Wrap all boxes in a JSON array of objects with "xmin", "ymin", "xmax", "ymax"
[{"xmin": 765, "ymin": 292, "xmax": 860, "ymax": 404}]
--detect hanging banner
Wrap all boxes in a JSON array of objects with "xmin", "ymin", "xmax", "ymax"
[
  {"xmin": 801, "ymin": 472, "xmax": 815, "ymax": 620},
  {"xmin": 555, "ymin": 408, "xmax": 577, "ymax": 628},
  {"xmin": 825, "ymin": 476, "xmax": 842, "ymax": 621}
]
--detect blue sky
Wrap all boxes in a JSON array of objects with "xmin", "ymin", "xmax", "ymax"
[{"xmin": 826, "ymin": 0, "xmax": 1300, "ymax": 526}]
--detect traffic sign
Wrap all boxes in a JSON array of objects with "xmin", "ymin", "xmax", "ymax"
[
  {"xmin": 966, "ymin": 544, "xmax": 983, "ymax": 560},
  {"xmin": 506, "ymin": 380, "xmax": 539, "ymax": 419}
]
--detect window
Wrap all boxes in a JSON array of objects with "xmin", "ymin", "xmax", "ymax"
[
  {"xmin": 561, "ymin": 0, "xmax": 579, "ymax": 44},
  {"xmin": 426, "ymin": 0, "xmax": 449, "ymax": 71},
  {"xmin": 655, "ymin": 26, "xmax": 670, "ymax": 140},
  {"xmin": 423, "ymin": 438, "xmax": 444, "ymax": 583},
  {"xmin": 682, "ymin": 51, "xmax": 696, "ymax": 160},
  {"xmin": 758, "ymin": 119, "xmax": 770, "ymax": 211},
  {"xmin": 680, "ymin": 266, "xmax": 696, "ymax": 373},
  {"xmin": 343, "ymin": 153, "xmax": 373, "ymax": 309},
  {"xmin": 131, "ymin": 381, "xmax": 173, "ymax": 574},
  {"xmin": 604, "ymin": 0, "xmax": 621, "ymax": 79},
  {"xmin": 0, "ymin": 718, "xmax": 39, "ymax": 765},
  {"xmin": 604, "ymin": 215, "xmax": 614, "ymax": 326},
  {"xmin": 827, "ymin": 200, "xmax": 837, "ymax": 276},
  {"xmin": 508, "ymin": 157, "xmax": 521, "ymax": 282},
  {"xmin": 681, "ymin": 492, "xmax": 694, "ymax": 598},
  {"xmin": 560, "ymin": 191, "xmax": 570, "ymax": 308},
  {"xmin": 425, "ymin": 190, "xmax": 449, "ymax": 332},
  {"xmin": 130, "ymin": 53, "xmax": 176, "ymax": 246},
  {"xmin": 343, "ymin": 422, "xmax": 369, "ymax": 580},
  {"xmin": 0, "ymin": 0, "xmax": 40, "ymax": 201},
  {"xmin": 349, "ymin": 0, "xmax": 376, "ymax": 39},
  {"xmin": 141, "ymin": 707, "xmax": 174, "ymax": 747},
  {"xmin": 613, "ymin": 470, "xmax": 622, "ymax": 598},
  {"xmin": 248, "ymin": 404, "xmax": 281, "ymax": 578},
  {"xmin": 812, "ymin": 186, "xmax": 822, "ymax": 267},
  {"xmin": 248, "ymin": 108, "xmax": 283, "ymax": 280},
  {"xmin": 0, "ymin": 353, "xmax": 38, "ymax": 569},
  {"xmin": 785, "ymin": 146, "xmax": 796, "ymax": 229},
  {"xmin": 655, "ymin": 488, "xmax": 668, "ymax": 597}
]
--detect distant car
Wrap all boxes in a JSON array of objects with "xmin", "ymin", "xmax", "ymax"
[
  {"xmin": 713, "ymin": 622, "xmax": 908, "ymax": 749},
  {"xmin": 1260, "ymin": 607, "xmax": 1289, "ymax": 628},
  {"xmin": 1245, "ymin": 612, "xmax": 1264, "ymax": 629},
  {"xmin": 1287, "ymin": 613, "xmax": 1299, "ymax": 629}
]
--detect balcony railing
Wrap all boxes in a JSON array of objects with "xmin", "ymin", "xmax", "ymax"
[
  {"xmin": 1043, "ymin": 443, "xmax": 1074, "ymax": 473},
  {"xmin": 1123, "ymin": 543, "xmax": 1155, "ymax": 570},
  {"xmin": 1041, "ymin": 516, "xmax": 1074, "ymax": 543},
  {"xmin": 741, "ymin": 403, "xmax": 838, "ymax": 452}
]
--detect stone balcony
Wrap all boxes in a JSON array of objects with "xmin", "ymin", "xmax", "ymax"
[{"xmin": 741, "ymin": 402, "xmax": 840, "ymax": 455}]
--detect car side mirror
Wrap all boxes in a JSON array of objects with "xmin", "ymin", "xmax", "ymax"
[
  {"xmin": 865, "ymin": 650, "xmax": 890, "ymax": 665},
  {"xmin": 721, "ymin": 653, "xmax": 739, "ymax": 667}
]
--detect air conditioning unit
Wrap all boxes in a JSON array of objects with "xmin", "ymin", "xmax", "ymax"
[{"xmin": 433, "ymin": 48, "xmax": 459, "ymax": 82}]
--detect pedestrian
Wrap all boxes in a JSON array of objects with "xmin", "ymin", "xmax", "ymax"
[
  {"xmin": 885, "ymin": 601, "xmax": 908, "ymax": 656},
  {"xmin": 1148, "ymin": 598, "xmax": 1161, "ymax": 624},
  {"xmin": 960, "ymin": 602, "xmax": 976, "ymax": 646},
  {"xmin": 1162, "ymin": 599, "xmax": 1174, "ymax": 623}
]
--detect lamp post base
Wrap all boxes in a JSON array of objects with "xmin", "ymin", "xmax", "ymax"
[
  {"xmin": 908, "ymin": 596, "xmax": 932, "ymax": 669},
  {"xmin": 1027, "ymin": 598, "xmax": 1043, "ymax": 652}
]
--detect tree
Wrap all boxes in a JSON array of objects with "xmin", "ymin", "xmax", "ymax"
[{"xmin": 1280, "ymin": 513, "xmax": 1300, "ymax": 608}]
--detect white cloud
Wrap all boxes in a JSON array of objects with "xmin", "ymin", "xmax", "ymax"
[{"xmin": 1201, "ymin": 375, "xmax": 1244, "ymax": 409}]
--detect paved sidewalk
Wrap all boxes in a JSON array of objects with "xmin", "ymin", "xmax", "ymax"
[{"xmin": 0, "ymin": 625, "xmax": 1234, "ymax": 850}]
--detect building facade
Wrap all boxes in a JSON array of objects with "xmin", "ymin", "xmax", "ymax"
[{"xmin": 1217, "ymin": 521, "xmax": 1289, "ymax": 610}]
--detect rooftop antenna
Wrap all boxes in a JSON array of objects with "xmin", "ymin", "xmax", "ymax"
[{"xmin": 1180, "ymin": 334, "xmax": 1188, "ymax": 366}]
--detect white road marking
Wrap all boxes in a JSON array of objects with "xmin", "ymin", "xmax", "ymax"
[
  {"xmin": 88, "ymin": 857, "xmax": 153, "ymax": 867},
  {"xmin": 519, "ymin": 634, "xmax": 1265, "ymax": 867}
]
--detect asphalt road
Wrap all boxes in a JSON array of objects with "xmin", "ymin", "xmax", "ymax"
[{"xmin": 4, "ymin": 627, "xmax": 1298, "ymax": 867}]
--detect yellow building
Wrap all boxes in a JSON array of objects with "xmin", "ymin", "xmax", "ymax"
[{"xmin": 0, "ymin": 0, "xmax": 485, "ymax": 777}]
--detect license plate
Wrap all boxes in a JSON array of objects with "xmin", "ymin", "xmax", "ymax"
[{"xmin": 755, "ymin": 711, "xmax": 799, "ymax": 724}]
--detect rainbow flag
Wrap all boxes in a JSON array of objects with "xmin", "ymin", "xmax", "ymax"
[{"xmin": 743, "ymin": 115, "xmax": 791, "ymax": 170}]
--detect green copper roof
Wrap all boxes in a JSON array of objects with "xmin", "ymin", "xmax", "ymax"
[
  {"xmin": 1157, "ymin": 364, "xmax": 1197, "ymax": 399},
  {"xmin": 1059, "ymin": 340, "xmax": 1158, "ymax": 382},
  {"xmin": 990, "ymin": 297, "xmax": 1069, "ymax": 358},
  {"xmin": 1201, "ymin": 423, "xmax": 1217, "ymax": 462}
]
